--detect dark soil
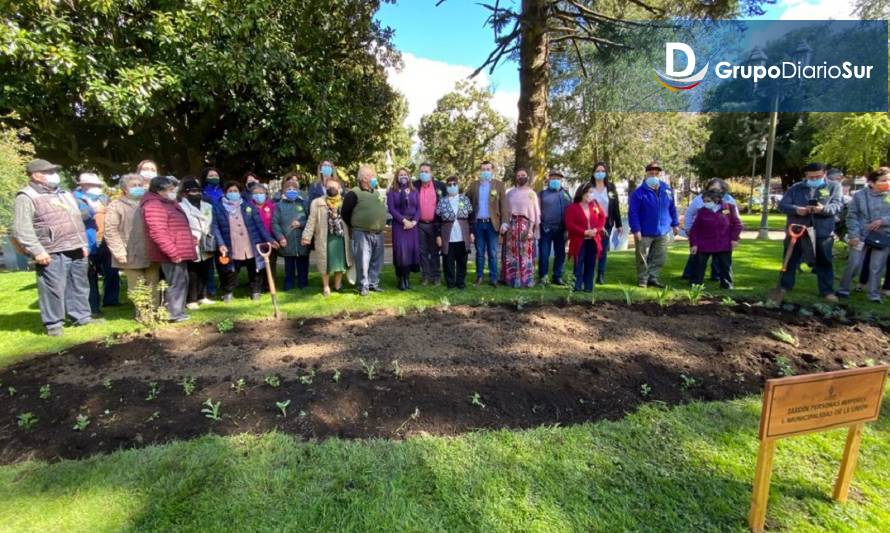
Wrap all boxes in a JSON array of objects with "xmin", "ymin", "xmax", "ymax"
[{"xmin": 1, "ymin": 301, "xmax": 887, "ymax": 463}]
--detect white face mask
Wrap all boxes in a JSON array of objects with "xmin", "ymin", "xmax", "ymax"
[
  {"xmin": 85, "ymin": 187, "xmax": 102, "ymax": 196},
  {"xmin": 165, "ymin": 191, "xmax": 178, "ymax": 201},
  {"xmin": 140, "ymin": 170, "xmax": 157, "ymax": 179},
  {"xmin": 44, "ymin": 173, "xmax": 61, "ymax": 186}
]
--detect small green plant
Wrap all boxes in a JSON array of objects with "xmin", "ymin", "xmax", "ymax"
[
  {"xmin": 332, "ymin": 369, "xmax": 341, "ymax": 384},
  {"xmin": 775, "ymin": 356, "xmax": 795, "ymax": 377},
  {"xmin": 202, "ymin": 398, "xmax": 222, "ymax": 421},
  {"xmin": 655, "ymin": 285, "xmax": 672, "ymax": 308},
  {"xmin": 145, "ymin": 411, "xmax": 160, "ymax": 423},
  {"xmin": 640, "ymin": 383, "xmax": 652, "ymax": 398},
  {"xmin": 439, "ymin": 296, "xmax": 451, "ymax": 311},
  {"xmin": 513, "ymin": 296, "xmax": 528, "ymax": 311},
  {"xmin": 101, "ymin": 334, "xmax": 120, "ymax": 348},
  {"xmin": 102, "ymin": 378, "xmax": 113, "ymax": 390},
  {"xmin": 232, "ymin": 378, "xmax": 247, "ymax": 394},
  {"xmin": 397, "ymin": 306, "xmax": 407, "ymax": 317},
  {"xmin": 811, "ymin": 302, "xmax": 834, "ymax": 317},
  {"xmin": 469, "ymin": 392, "xmax": 486, "ymax": 409},
  {"xmin": 7, "ymin": 386, "xmax": 16, "ymax": 397},
  {"xmin": 216, "ymin": 318, "xmax": 234, "ymax": 333},
  {"xmin": 720, "ymin": 296, "xmax": 737, "ymax": 306},
  {"xmin": 39, "ymin": 384, "xmax": 51, "ymax": 400},
  {"xmin": 686, "ymin": 284, "xmax": 706, "ymax": 305},
  {"xmin": 864, "ymin": 358, "xmax": 876, "ymax": 367},
  {"xmin": 264, "ymin": 375, "xmax": 281, "ymax": 388},
  {"xmin": 843, "ymin": 359, "xmax": 858, "ymax": 369},
  {"xmin": 392, "ymin": 360, "xmax": 403, "ymax": 380},
  {"xmin": 130, "ymin": 278, "xmax": 168, "ymax": 329},
  {"xmin": 359, "ymin": 358, "xmax": 379, "ymax": 380},
  {"xmin": 298, "ymin": 369, "xmax": 316, "ymax": 386},
  {"xmin": 17, "ymin": 412, "xmax": 37, "ymax": 430},
  {"xmin": 145, "ymin": 381, "xmax": 160, "ymax": 401},
  {"xmin": 619, "ymin": 283, "xmax": 634, "ymax": 305},
  {"xmin": 770, "ymin": 328, "xmax": 799, "ymax": 348},
  {"xmin": 679, "ymin": 374, "xmax": 698, "ymax": 390},
  {"xmin": 72, "ymin": 414, "xmax": 91, "ymax": 431},
  {"xmin": 180, "ymin": 377, "xmax": 197, "ymax": 396},
  {"xmin": 275, "ymin": 399, "xmax": 291, "ymax": 417}
]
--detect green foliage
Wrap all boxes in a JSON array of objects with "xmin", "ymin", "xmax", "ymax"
[
  {"xmin": 770, "ymin": 328, "xmax": 799, "ymax": 348},
  {"xmin": 469, "ymin": 392, "xmax": 485, "ymax": 409},
  {"xmin": 38, "ymin": 384, "xmax": 51, "ymax": 400},
  {"xmin": 180, "ymin": 377, "xmax": 197, "ymax": 396},
  {"xmin": 145, "ymin": 381, "xmax": 160, "ymax": 401},
  {"xmin": 264, "ymin": 375, "xmax": 281, "ymax": 389},
  {"xmin": 231, "ymin": 378, "xmax": 247, "ymax": 394},
  {"xmin": 202, "ymin": 398, "xmax": 222, "ymax": 422},
  {"xmin": 16, "ymin": 412, "xmax": 37, "ymax": 430},
  {"xmin": 0, "ymin": 124, "xmax": 33, "ymax": 234},
  {"xmin": 275, "ymin": 400, "xmax": 291, "ymax": 418},
  {"xmin": 811, "ymin": 113, "xmax": 890, "ymax": 175},
  {"xmin": 216, "ymin": 319, "xmax": 234, "ymax": 334},
  {"xmin": 72, "ymin": 414, "xmax": 91, "ymax": 432},
  {"xmin": 130, "ymin": 279, "xmax": 168, "ymax": 329},
  {"xmin": 686, "ymin": 284, "xmax": 706, "ymax": 305},
  {"xmin": 775, "ymin": 356, "xmax": 795, "ymax": 377},
  {"xmin": 359, "ymin": 358, "xmax": 379, "ymax": 381}
]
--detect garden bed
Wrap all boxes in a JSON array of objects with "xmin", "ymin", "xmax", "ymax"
[{"xmin": 1, "ymin": 301, "xmax": 887, "ymax": 463}]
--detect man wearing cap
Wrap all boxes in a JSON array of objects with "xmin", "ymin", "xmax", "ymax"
[
  {"xmin": 12, "ymin": 159, "xmax": 94, "ymax": 336},
  {"xmin": 74, "ymin": 171, "xmax": 120, "ymax": 313},
  {"xmin": 776, "ymin": 162, "xmax": 843, "ymax": 302},
  {"xmin": 628, "ymin": 161, "xmax": 680, "ymax": 288},
  {"xmin": 538, "ymin": 169, "xmax": 571, "ymax": 285}
]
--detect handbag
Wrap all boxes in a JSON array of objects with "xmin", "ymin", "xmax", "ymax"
[
  {"xmin": 863, "ymin": 197, "xmax": 889, "ymax": 249},
  {"xmin": 200, "ymin": 233, "xmax": 216, "ymax": 253}
]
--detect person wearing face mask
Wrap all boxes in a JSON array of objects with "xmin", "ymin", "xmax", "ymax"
[
  {"xmin": 211, "ymin": 182, "xmax": 276, "ymax": 303},
  {"xmin": 565, "ymin": 182, "xmax": 607, "ymax": 292},
  {"xmin": 105, "ymin": 174, "xmax": 160, "ymax": 321},
  {"xmin": 342, "ymin": 165, "xmax": 387, "ymax": 296},
  {"xmin": 590, "ymin": 162, "xmax": 623, "ymax": 284},
  {"xmin": 178, "ymin": 178, "xmax": 216, "ymax": 310},
  {"xmin": 627, "ymin": 161, "xmax": 680, "ymax": 288},
  {"xmin": 837, "ymin": 167, "xmax": 890, "ymax": 302},
  {"xmin": 466, "ymin": 160, "xmax": 509, "ymax": 287},
  {"xmin": 537, "ymin": 169, "xmax": 571, "ymax": 285},
  {"xmin": 501, "ymin": 167, "xmax": 541, "ymax": 288},
  {"xmin": 687, "ymin": 188, "xmax": 743, "ymax": 288},
  {"xmin": 308, "ymin": 160, "xmax": 337, "ymax": 205},
  {"xmin": 74, "ymin": 171, "xmax": 120, "ymax": 313},
  {"xmin": 272, "ymin": 177, "xmax": 312, "ymax": 291},
  {"xmin": 435, "ymin": 175, "xmax": 474, "ymax": 289},
  {"xmin": 413, "ymin": 162, "xmax": 447, "ymax": 286},
  {"xmin": 136, "ymin": 159, "xmax": 159, "ymax": 181},
  {"xmin": 386, "ymin": 167, "xmax": 420, "ymax": 290},
  {"xmin": 142, "ymin": 176, "xmax": 197, "ymax": 321},
  {"xmin": 13, "ymin": 159, "xmax": 93, "ymax": 336},
  {"xmin": 776, "ymin": 162, "xmax": 844, "ymax": 302},
  {"xmin": 201, "ymin": 167, "xmax": 224, "ymax": 205},
  {"xmin": 241, "ymin": 172, "xmax": 262, "ymax": 202},
  {"xmin": 249, "ymin": 181, "xmax": 278, "ymax": 290},
  {"xmin": 302, "ymin": 178, "xmax": 354, "ymax": 296},
  {"xmin": 682, "ymin": 178, "xmax": 737, "ymax": 282}
]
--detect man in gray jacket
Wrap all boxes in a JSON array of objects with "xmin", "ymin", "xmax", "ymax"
[
  {"xmin": 13, "ymin": 159, "xmax": 95, "ymax": 336},
  {"xmin": 838, "ymin": 167, "xmax": 890, "ymax": 302}
]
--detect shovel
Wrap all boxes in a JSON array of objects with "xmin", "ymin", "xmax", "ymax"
[
  {"xmin": 768, "ymin": 224, "xmax": 807, "ymax": 304},
  {"xmin": 255, "ymin": 243, "xmax": 281, "ymax": 319}
]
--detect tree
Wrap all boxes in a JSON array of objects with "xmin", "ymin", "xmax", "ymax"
[
  {"xmin": 417, "ymin": 81, "xmax": 511, "ymax": 184},
  {"xmin": 0, "ymin": 122, "xmax": 34, "ymax": 234},
  {"xmin": 0, "ymin": 0, "xmax": 406, "ymax": 178},
  {"xmin": 811, "ymin": 113, "xmax": 890, "ymax": 176}
]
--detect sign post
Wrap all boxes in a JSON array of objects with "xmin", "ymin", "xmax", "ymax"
[{"xmin": 748, "ymin": 366, "xmax": 887, "ymax": 532}]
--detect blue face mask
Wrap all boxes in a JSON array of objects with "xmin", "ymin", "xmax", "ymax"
[
  {"xmin": 549, "ymin": 179, "xmax": 561, "ymax": 191},
  {"xmin": 284, "ymin": 190, "xmax": 300, "ymax": 201},
  {"xmin": 128, "ymin": 186, "xmax": 145, "ymax": 199},
  {"xmin": 86, "ymin": 192, "xmax": 102, "ymax": 201},
  {"xmin": 321, "ymin": 165, "xmax": 333, "ymax": 178},
  {"xmin": 447, "ymin": 184, "xmax": 459, "ymax": 195},
  {"xmin": 806, "ymin": 178, "xmax": 825, "ymax": 188},
  {"xmin": 226, "ymin": 191, "xmax": 241, "ymax": 202},
  {"xmin": 480, "ymin": 170, "xmax": 492, "ymax": 181},
  {"xmin": 703, "ymin": 201, "xmax": 717, "ymax": 211},
  {"xmin": 645, "ymin": 176, "xmax": 661, "ymax": 189},
  {"xmin": 594, "ymin": 171, "xmax": 607, "ymax": 181},
  {"xmin": 253, "ymin": 193, "xmax": 267, "ymax": 204},
  {"xmin": 419, "ymin": 172, "xmax": 431, "ymax": 183},
  {"xmin": 369, "ymin": 177, "xmax": 378, "ymax": 189}
]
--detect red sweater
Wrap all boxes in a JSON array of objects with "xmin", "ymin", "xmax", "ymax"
[
  {"xmin": 564, "ymin": 201, "xmax": 606, "ymax": 260},
  {"xmin": 688, "ymin": 202, "xmax": 743, "ymax": 253},
  {"xmin": 142, "ymin": 192, "xmax": 198, "ymax": 263}
]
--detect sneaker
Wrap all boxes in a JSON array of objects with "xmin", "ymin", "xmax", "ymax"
[
  {"xmin": 371, "ymin": 286, "xmax": 384, "ymax": 293},
  {"xmin": 868, "ymin": 297, "xmax": 883, "ymax": 304},
  {"xmin": 637, "ymin": 282, "xmax": 648, "ymax": 288},
  {"xmin": 46, "ymin": 327, "xmax": 63, "ymax": 337},
  {"xmin": 836, "ymin": 291, "xmax": 850, "ymax": 298},
  {"xmin": 222, "ymin": 294, "xmax": 233, "ymax": 304},
  {"xmin": 648, "ymin": 280, "xmax": 665, "ymax": 289},
  {"xmin": 199, "ymin": 298, "xmax": 216, "ymax": 305},
  {"xmin": 74, "ymin": 317, "xmax": 106, "ymax": 327},
  {"xmin": 170, "ymin": 314, "xmax": 191, "ymax": 323},
  {"xmin": 824, "ymin": 293, "xmax": 839, "ymax": 303},
  {"xmin": 186, "ymin": 302, "xmax": 200, "ymax": 310}
]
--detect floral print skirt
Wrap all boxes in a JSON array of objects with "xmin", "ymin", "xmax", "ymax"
[{"xmin": 501, "ymin": 215, "xmax": 536, "ymax": 288}]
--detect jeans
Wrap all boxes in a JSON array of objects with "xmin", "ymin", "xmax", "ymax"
[
  {"xmin": 841, "ymin": 245, "xmax": 890, "ymax": 300},
  {"xmin": 88, "ymin": 242, "xmax": 120, "ymax": 313},
  {"xmin": 538, "ymin": 226, "xmax": 566, "ymax": 282},
  {"xmin": 780, "ymin": 235, "xmax": 835, "ymax": 295},
  {"xmin": 160, "ymin": 262, "xmax": 189, "ymax": 320},
  {"xmin": 473, "ymin": 220, "xmax": 499, "ymax": 282},
  {"xmin": 283, "ymin": 255, "xmax": 310, "ymax": 290},
  {"xmin": 352, "ymin": 229, "xmax": 385, "ymax": 290},
  {"xmin": 187, "ymin": 257, "xmax": 213, "ymax": 303},
  {"xmin": 858, "ymin": 246, "xmax": 890, "ymax": 289},
  {"xmin": 36, "ymin": 249, "xmax": 92, "ymax": 332},
  {"xmin": 595, "ymin": 230, "xmax": 610, "ymax": 282},
  {"xmin": 573, "ymin": 239, "xmax": 597, "ymax": 292},
  {"xmin": 635, "ymin": 234, "xmax": 669, "ymax": 285}
]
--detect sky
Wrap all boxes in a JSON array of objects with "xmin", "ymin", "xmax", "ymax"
[{"xmin": 376, "ymin": 0, "xmax": 859, "ymax": 130}]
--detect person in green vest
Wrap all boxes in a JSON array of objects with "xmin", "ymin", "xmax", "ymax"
[{"xmin": 342, "ymin": 165, "xmax": 388, "ymax": 296}]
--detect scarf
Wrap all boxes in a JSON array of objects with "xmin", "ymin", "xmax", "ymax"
[
  {"xmin": 325, "ymin": 194, "xmax": 344, "ymax": 236},
  {"xmin": 222, "ymin": 195, "xmax": 242, "ymax": 214}
]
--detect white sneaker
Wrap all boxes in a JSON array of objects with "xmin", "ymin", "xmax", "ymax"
[
  {"xmin": 199, "ymin": 298, "xmax": 216, "ymax": 305},
  {"xmin": 186, "ymin": 302, "xmax": 200, "ymax": 310}
]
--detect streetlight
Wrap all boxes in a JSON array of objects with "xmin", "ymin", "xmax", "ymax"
[
  {"xmin": 746, "ymin": 136, "xmax": 768, "ymax": 213},
  {"xmin": 747, "ymin": 41, "xmax": 811, "ymax": 239}
]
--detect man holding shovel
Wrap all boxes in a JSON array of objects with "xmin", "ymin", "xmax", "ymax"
[{"xmin": 774, "ymin": 162, "xmax": 843, "ymax": 303}]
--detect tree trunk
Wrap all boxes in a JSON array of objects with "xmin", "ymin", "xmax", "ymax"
[{"xmin": 515, "ymin": 0, "xmax": 549, "ymax": 185}]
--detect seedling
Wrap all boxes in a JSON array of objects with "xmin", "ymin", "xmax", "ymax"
[
  {"xmin": 145, "ymin": 381, "xmax": 160, "ymax": 401},
  {"xmin": 439, "ymin": 296, "xmax": 451, "ymax": 311},
  {"xmin": 276, "ymin": 399, "xmax": 291, "ymax": 417},
  {"xmin": 332, "ymin": 369, "xmax": 341, "ymax": 384},
  {"xmin": 770, "ymin": 328, "xmax": 799, "ymax": 348},
  {"xmin": 145, "ymin": 411, "xmax": 160, "ymax": 423},
  {"xmin": 359, "ymin": 358, "xmax": 379, "ymax": 381},
  {"xmin": 392, "ymin": 360, "xmax": 403, "ymax": 380},
  {"xmin": 679, "ymin": 374, "xmax": 698, "ymax": 390},
  {"xmin": 469, "ymin": 392, "xmax": 485, "ymax": 409},
  {"xmin": 39, "ymin": 384, "xmax": 51, "ymax": 400},
  {"xmin": 180, "ymin": 377, "xmax": 197, "ymax": 396},
  {"xmin": 513, "ymin": 296, "xmax": 528, "ymax": 311},
  {"xmin": 232, "ymin": 378, "xmax": 247, "ymax": 394},
  {"xmin": 264, "ymin": 375, "xmax": 281, "ymax": 388},
  {"xmin": 7, "ymin": 386, "xmax": 16, "ymax": 397},
  {"xmin": 655, "ymin": 285, "xmax": 672, "ymax": 308},
  {"xmin": 720, "ymin": 296, "xmax": 737, "ymax": 306},
  {"xmin": 864, "ymin": 358, "xmax": 876, "ymax": 367},
  {"xmin": 640, "ymin": 383, "xmax": 652, "ymax": 398},
  {"xmin": 619, "ymin": 283, "xmax": 634, "ymax": 305},
  {"xmin": 775, "ymin": 356, "xmax": 795, "ymax": 377},
  {"xmin": 687, "ymin": 284, "xmax": 706, "ymax": 305},
  {"xmin": 843, "ymin": 359, "xmax": 858, "ymax": 369},
  {"xmin": 216, "ymin": 318, "xmax": 234, "ymax": 333},
  {"xmin": 202, "ymin": 398, "xmax": 222, "ymax": 421},
  {"xmin": 17, "ymin": 412, "xmax": 37, "ymax": 430},
  {"xmin": 397, "ymin": 306, "xmax": 407, "ymax": 317},
  {"xmin": 102, "ymin": 378, "xmax": 113, "ymax": 390},
  {"xmin": 298, "ymin": 369, "xmax": 315, "ymax": 386},
  {"xmin": 72, "ymin": 414, "xmax": 91, "ymax": 431},
  {"xmin": 101, "ymin": 334, "xmax": 120, "ymax": 348}
]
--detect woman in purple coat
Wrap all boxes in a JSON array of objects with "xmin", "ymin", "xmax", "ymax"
[{"xmin": 387, "ymin": 167, "xmax": 421, "ymax": 291}]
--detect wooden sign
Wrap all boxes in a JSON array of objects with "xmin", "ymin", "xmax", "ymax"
[{"xmin": 749, "ymin": 366, "xmax": 888, "ymax": 532}]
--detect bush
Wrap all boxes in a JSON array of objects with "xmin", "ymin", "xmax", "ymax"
[{"xmin": 0, "ymin": 125, "xmax": 34, "ymax": 234}]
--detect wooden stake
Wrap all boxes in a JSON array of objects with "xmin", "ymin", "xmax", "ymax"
[
  {"xmin": 833, "ymin": 424, "xmax": 864, "ymax": 503},
  {"xmin": 748, "ymin": 438, "xmax": 776, "ymax": 533}
]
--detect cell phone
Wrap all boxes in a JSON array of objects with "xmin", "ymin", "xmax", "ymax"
[{"xmin": 807, "ymin": 199, "xmax": 819, "ymax": 206}]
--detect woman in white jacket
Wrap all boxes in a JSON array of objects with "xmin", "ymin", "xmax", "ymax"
[{"xmin": 179, "ymin": 177, "xmax": 217, "ymax": 309}]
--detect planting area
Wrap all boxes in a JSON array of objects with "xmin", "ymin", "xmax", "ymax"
[{"xmin": 1, "ymin": 301, "xmax": 888, "ymax": 463}]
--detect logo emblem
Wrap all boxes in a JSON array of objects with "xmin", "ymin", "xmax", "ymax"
[{"xmin": 654, "ymin": 42, "xmax": 708, "ymax": 92}]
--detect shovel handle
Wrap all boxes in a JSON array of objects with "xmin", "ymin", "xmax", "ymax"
[{"xmin": 255, "ymin": 242, "xmax": 273, "ymax": 259}]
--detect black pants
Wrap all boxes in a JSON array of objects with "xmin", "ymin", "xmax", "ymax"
[
  {"xmin": 187, "ymin": 257, "xmax": 213, "ymax": 303},
  {"xmin": 781, "ymin": 235, "xmax": 834, "ymax": 295},
  {"xmin": 858, "ymin": 246, "xmax": 890, "ymax": 289},
  {"xmin": 283, "ymin": 255, "xmax": 310, "ymax": 290},
  {"xmin": 443, "ymin": 241, "xmax": 468, "ymax": 289},
  {"xmin": 690, "ymin": 251, "xmax": 733, "ymax": 288},
  {"xmin": 219, "ymin": 258, "xmax": 263, "ymax": 296}
]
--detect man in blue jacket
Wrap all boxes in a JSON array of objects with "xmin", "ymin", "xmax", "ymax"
[
  {"xmin": 628, "ymin": 161, "xmax": 679, "ymax": 288},
  {"xmin": 538, "ymin": 169, "xmax": 572, "ymax": 285},
  {"xmin": 776, "ymin": 162, "xmax": 844, "ymax": 302}
]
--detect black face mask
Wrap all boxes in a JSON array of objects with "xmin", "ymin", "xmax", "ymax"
[
  {"xmin": 326, "ymin": 187, "xmax": 339, "ymax": 197},
  {"xmin": 187, "ymin": 192, "xmax": 202, "ymax": 206},
  {"xmin": 516, "ymin": 177, "xmax": 529, "ymax": 186}
]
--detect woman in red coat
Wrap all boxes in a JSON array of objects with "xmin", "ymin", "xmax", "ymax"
[
  {"xmin": 142, "ymin": 176, "xmax": 197, "ymax": 322},
  {"xmin": 565, "ymin": 182, "xmax": 607, "ymax": 292}
]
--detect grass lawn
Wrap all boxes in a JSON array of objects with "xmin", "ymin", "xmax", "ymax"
[{"xmin": 739, "ymin": 212, "xmax": 786, "ymax": 231}]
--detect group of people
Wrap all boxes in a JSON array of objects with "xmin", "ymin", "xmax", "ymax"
[{"xmin": 11, "ymin": 152, "xmax": 888, "ymax": 337}]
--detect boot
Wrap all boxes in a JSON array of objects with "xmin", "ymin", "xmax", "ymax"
[
  {"xmin": 404, "ymin": 274, "xmax": 411, "ymax": 290},
  {"xmin": 398, "ymin": 275, "xmax": 407, "ymax": 291}
]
